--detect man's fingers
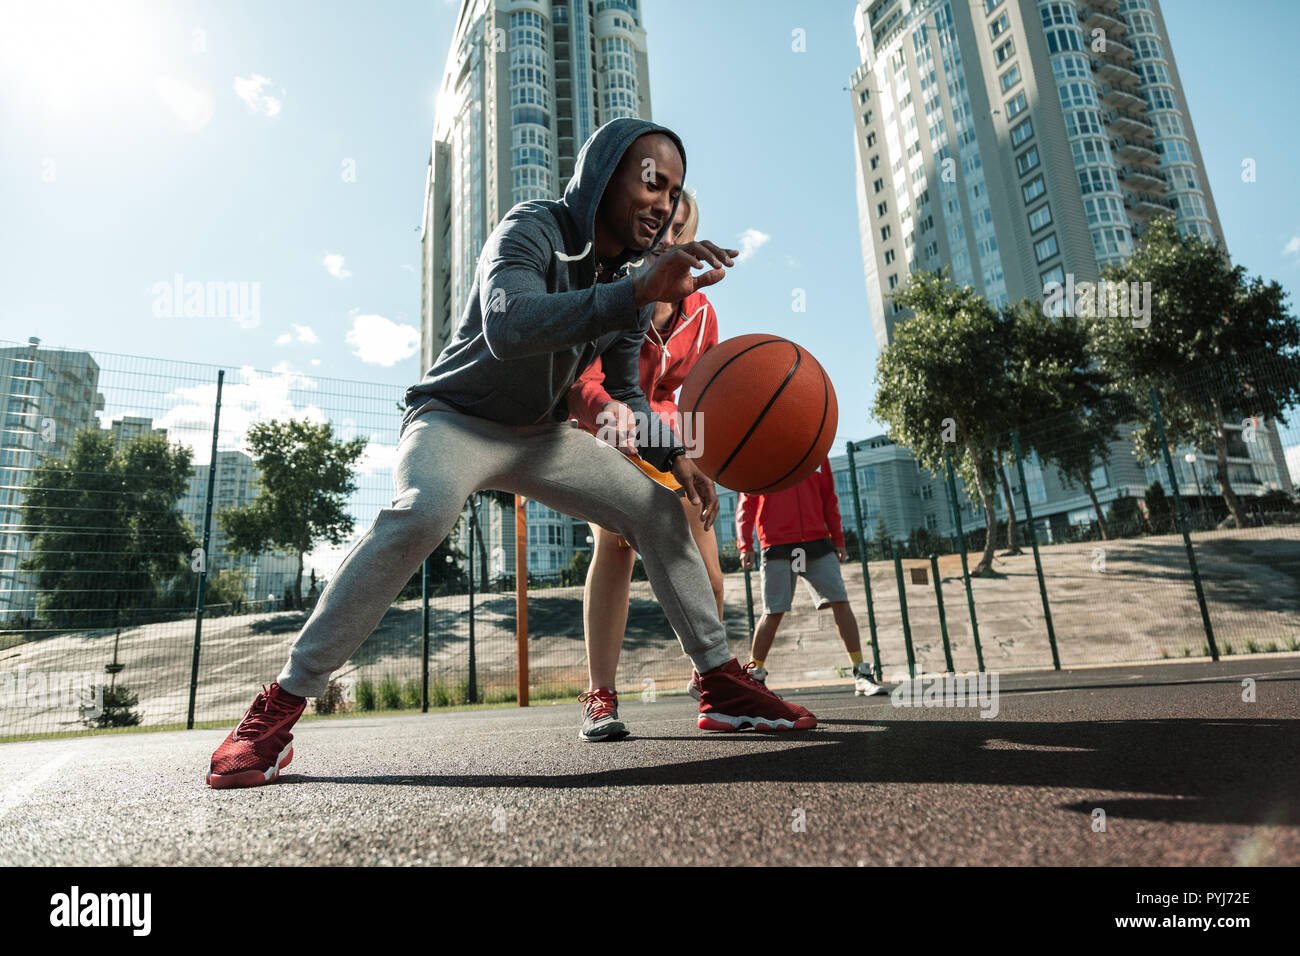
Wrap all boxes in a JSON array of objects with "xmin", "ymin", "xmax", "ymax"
[
  {"xmin": 692, "ymin": 267, "xmax": 727, "ymax": 291},
  {"xmin": 697, "ymin": 240, "xmax": 736, "ymax": 267}
]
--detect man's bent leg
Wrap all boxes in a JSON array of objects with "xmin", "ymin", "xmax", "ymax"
[
  {"xmin": 503, "ymin": 424, "xmax": 733, "ymax": 674},
  {"xmin": 277, "ymin": 410, "xmax": 488, "ymax": 697}
]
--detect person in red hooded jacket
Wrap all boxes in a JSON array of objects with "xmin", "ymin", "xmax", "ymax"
[
  {"xmin": 733, "ymin": 459, "xmax": 885, "ymax": 697},
  {"xmin": 567, "ymin": 190, "xmax": 726, "ymax": 740}
]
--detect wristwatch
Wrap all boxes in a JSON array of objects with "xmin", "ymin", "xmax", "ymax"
[{"xmin": 662, "ymin": 446, "xmax": 687, "ymax": 470}]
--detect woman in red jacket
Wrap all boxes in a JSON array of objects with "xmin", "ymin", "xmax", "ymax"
[{"xmin": 567, "ymin": 190, "xmax": 723, "ymax": 740}]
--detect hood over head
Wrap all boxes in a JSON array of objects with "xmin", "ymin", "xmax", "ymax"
[{"xmin": 558, "ymin": 117, "xmax": 687, "ymax": 277}]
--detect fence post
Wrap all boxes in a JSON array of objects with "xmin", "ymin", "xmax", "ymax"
[
  {"xmin": 1012, "ymin": 432, "xmax": 1060, "ymax": 670},
  {"xmin": 467, "ymin": 496, "xmax": 478, "ymax": 704},
  {"xmin": 846, "ymin": 441, "xmax": 883, "ymax": 681},
  {"xmin": 929, "ymin": 552, "xmax": 954, "ymax": 672},
  {"xmin": 515, "ymin": 494, "xmax": 529, "ymax": 705},
  {"xmin": 187, "ymin": 369, "xmax": 223, "ymax": 730},
  {"xmin": 1150, "ymin": 388, "xmax": 1218, "ymax": 660},
  {"xmin": 944, "ymin": 450, "xmax": 985, "ymax": 672},
  {"xmin": 891, "ymin": 549, "xmax": 916, "ymax": 679},
  {"xmin": 421, "ymin": 556, "xmax": 430, "ymax": 713},
  {"xmin": 743, "ymin": 564, "xmax": 756, "ymax": 638}
]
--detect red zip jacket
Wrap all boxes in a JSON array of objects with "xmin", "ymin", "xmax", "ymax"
[
  {"xmin": 736, "ymin": 459, "xmax": 846, "ymax": 554},
  {"xmin": 567, "ymin": 290, "xmax": 718, "ymax": 436}
]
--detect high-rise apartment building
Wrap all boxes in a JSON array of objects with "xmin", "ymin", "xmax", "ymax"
[
  {"xmin": 851, "ymin": 0, "xmax": 1222, "ymax": 343},
  {"xmin": 0, "ymin": 339, "xmax": 106, "ymax": 621},
  {"xmin": 419, "ymin": 0, "xmax": 652, "ymax": 579},
  {"xmin": 420, "ymin": 0, "xmax": 651, "ymax": 373},
  {"xmin": 180, "ymin": 449, "xmax": 298, "ymax": 602},
  {"xmin": 848, "ymin": 0, "xmax": 1292, "ymax": 540}
]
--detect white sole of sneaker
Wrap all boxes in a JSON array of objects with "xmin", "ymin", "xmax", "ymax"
[
  {"xmin": 698, "ymin": 713, "xmax": 816, "ymax": 732},
  {"xmin": 206, "ymin": 742, "xmax": 293, "ymax": 790}
]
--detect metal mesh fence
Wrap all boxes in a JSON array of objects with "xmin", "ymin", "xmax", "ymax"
[{"xmin": 1, "ymin": 341, "xmax": 1298, "ymax": 739}]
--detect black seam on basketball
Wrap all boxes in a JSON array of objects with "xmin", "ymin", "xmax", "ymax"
[
  {"xmin": 717, "ymin": 344, "xmax": 802, "ymax": 483},
  {"xmin": 752, "ymin": 362, "xmax": 831, "ymax": 493},
  {"xmin": 688, "ymin": 336, "xmax": 791, "ymax": 410}
]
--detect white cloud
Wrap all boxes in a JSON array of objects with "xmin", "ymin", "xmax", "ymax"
[
  {"xmin": 735, "ymin": 228, "xmax": 771, "ymax": 264},
  {"xmin": 275, "ymin": 324, "xmax": 319, "ymax": 346},
  {"xmin": 1283, "ymin": 236, "xmax": 1300, "ymax": 260},
  {"xmin": 156, "ymin": 76, "xmax": 214, "ymax": 132},
  {"xmin": 400, "ymin": 264, "xmax": 416, "ymax": 273},
  {"xmin": 154, "ymin": 365, "xmax": 324, "ymax": 466},
  {"xmin": 233, "ymin": 74, "xmax": 282, "ymax": 117},
  {"xmin": 346, "ymin": 314, "xmax": 419, "ymax": 366},
  {"xmin": 323, "ymin": 253, "xmax": 352, "ymax": 279}
]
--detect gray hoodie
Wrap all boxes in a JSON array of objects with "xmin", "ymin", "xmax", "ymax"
[{"xmin": 404, "ymin": 117, "xmax": 686, "ymax": 470}]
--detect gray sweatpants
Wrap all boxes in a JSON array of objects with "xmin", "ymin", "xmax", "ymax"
[{"xmin": 277, "ymin": 398, "xmax": 733, "ymax": 697}]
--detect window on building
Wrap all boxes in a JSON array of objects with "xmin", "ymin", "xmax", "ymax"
[
  {"xmin": 999, "ymin": 64, "xmax": 1021, "ymax": 92},
  {"xmin": 1022, "ymin": 176, "xmax": 1045, "ymax": 202},
  {"xmin": 884, "ymin": 249, "xmax": 896, "ymax": 265},
  {"xmin": 1010, "ymin": 117, "xmax": 1033, "ymax": 147},
  {"xmin": 1005, "ymin": 91, "xmax": 1027, "ymax": 119},
  {"xmin": 877, "ymin": 200, "xmax": 888, "ymax": 217},
  {"xmin": 994, "ymin": 38, "xmax": 1015, "ymax": 64},
  {"xmin": 1034, "ymin": 233, "xmax": 1059, "ymax": 263},
  {"xmin": 989, "ymin": 14, "xmax": 1009, "ymax": 39},
  {"xmin": 1028, "ymin": 204, "xmax": 1052, "ymax": 232},
  {"xmin": 881, "ymin": 224, "xmax": 892, "ymax": 241},
  {"xmin": 1015, "ymin": 146, "xmax": 1040, "ymax": 175}
]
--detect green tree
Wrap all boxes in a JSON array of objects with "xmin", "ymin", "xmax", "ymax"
[
  {"xmin": 1090, "ymin": 216, "xmax": 1300, "ymax": 528},
  {"xmin": 873, "ymin": 272, "xmax": 1006, "ymax": 574},
  {"xmin": 568, "ymin": 547, "xmax": 592, "ymax": 582},
  {"xmin": 1002, "ymin": 300, "xmax": 1137, "ymax": 540},
  {"xmin": 21, "ymin": 430, "xmax": 196, "ymax": 629},
  {"xmin": 220, "ymin": 419, "xmax": 367, "ymax": 608}
]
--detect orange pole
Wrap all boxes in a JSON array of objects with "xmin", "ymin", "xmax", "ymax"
[{"xmin": 515, "ymin": 494, "xmax": 529, "ymax": 706}]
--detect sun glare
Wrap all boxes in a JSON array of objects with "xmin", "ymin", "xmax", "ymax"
[{"xmin": 0, "ymin": 0, "xmax": 170, "ymax": 115}]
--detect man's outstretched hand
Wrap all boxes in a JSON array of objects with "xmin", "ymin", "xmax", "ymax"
[
  {"xmin": 632, "ymin": 240, "xmax": 739, "ymax": 307},
  {"xmin": 670, "ymin": 455, "xmax": 718, "ymax": 532}
]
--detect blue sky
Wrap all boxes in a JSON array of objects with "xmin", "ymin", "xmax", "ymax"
[{"xmin": 2, "ymin": 0, "xmax": 1298, "ymax": 458}]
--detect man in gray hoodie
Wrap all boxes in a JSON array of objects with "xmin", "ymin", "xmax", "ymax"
[{"xmin": 207, "ymin": 119, "xmax": 817, "ymax": 789}]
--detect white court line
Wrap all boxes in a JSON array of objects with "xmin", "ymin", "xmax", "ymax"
[{"xmin": 0, "ymin": 750, "xmax": 77, "ymax": 821}]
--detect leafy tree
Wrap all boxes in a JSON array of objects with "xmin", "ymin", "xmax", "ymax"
[
  {"xmin": 220, "ymin": 419, "xmax": 367, "ymax": 609},
  {"xmin": 1001, "ymin": 300, "xmax": 1136, "ymax": 540},
  {"xmin": 21, "ymin": 430, "xmax": 196, "ymax": 629},
  {"xmin": 1145, "ymin": 481, "xmax": 1173, "ymax": 534},
  {"xmin": 872, "ymin": 515, "xmax": 892, "ymax": 559},
  {"xmin": 568, "ymin": 548, "xmax": 592, "ymax": 582},
  {"xmin": 1091, "ymin": 216, "xmax": 1300, "ymax": 528},
  {"xmin": 874, "ymin": 272, "xmax": 1007, "ymax": 574},
  {"xmin": 397, "ymin": 534, "xmax": 465, "ymax": 599}
]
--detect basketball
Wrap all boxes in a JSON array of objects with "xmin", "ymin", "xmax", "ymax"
[{"xmin": 677, "ymin": 334, "xmax": 838, "ymax": 494}]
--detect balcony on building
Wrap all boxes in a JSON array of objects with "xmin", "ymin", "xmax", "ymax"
[
  {"xmin": 1123, "ymin": 192, "xmax": 1176, "ymax": 219},
  {"xmin": 1103, "ymin": 107, "xmax": 1154, "ymax": 140},
  {"xmin": 1079, "ymin": 0, "xmax": 1121, "ymax": 15},
  {"xmin": 1111, "ymin": 135, "xmax": 1159, "ymax": 166},
  {"xmin": 1079, "ymin": 3, "xmax": 1125, "ymax": 37},
  {"xmin": 1118, "ymin": 165, "xmax": 1167, "ymax": 194},
  {"xmin": 1091, "ymin": 56, "xmax": 1141, "ymax": 89},
  {"xmin": 1098, "ymin": 83, "xmax": 1145, "ymax": 112},
  {"xmin": 1097, "ymin": 35, "xmax": 1134, "ymax": 63}
]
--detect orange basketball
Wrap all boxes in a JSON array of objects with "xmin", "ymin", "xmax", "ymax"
[{"xmin": 678, "ymin": 334, "xmax": 838, "ymax": 494}]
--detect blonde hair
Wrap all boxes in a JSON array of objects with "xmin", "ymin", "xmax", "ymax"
[{"xmin": 675, "ymin": 190, "xmax": 699, "ymax": 245}]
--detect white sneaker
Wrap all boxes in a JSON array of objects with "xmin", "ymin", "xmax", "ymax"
[
  {"xmin": 743, "ymin": 661, "xmax": 769, "ymax": 685},
  {"xmin": 854, "ymin": 663, "xmax": 885, "ymax": 697}
]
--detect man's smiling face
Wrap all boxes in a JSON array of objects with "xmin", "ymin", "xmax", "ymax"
[{"xmin": 595, "ymin": 132, "xmax": 684, "ymax": 256}]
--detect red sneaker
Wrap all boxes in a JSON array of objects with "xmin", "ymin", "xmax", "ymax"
[
  {"xmin": 207, "ymin": 682, "xmax": 306, "ymax": 789},
  {"xmin": 696, "ymin": 658, "xmax": 817, "ymax": 732}
]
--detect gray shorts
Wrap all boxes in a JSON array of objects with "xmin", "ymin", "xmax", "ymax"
[{"xmin": 760, "ymin": 550, "xmax": 848, "ymax": 614}]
